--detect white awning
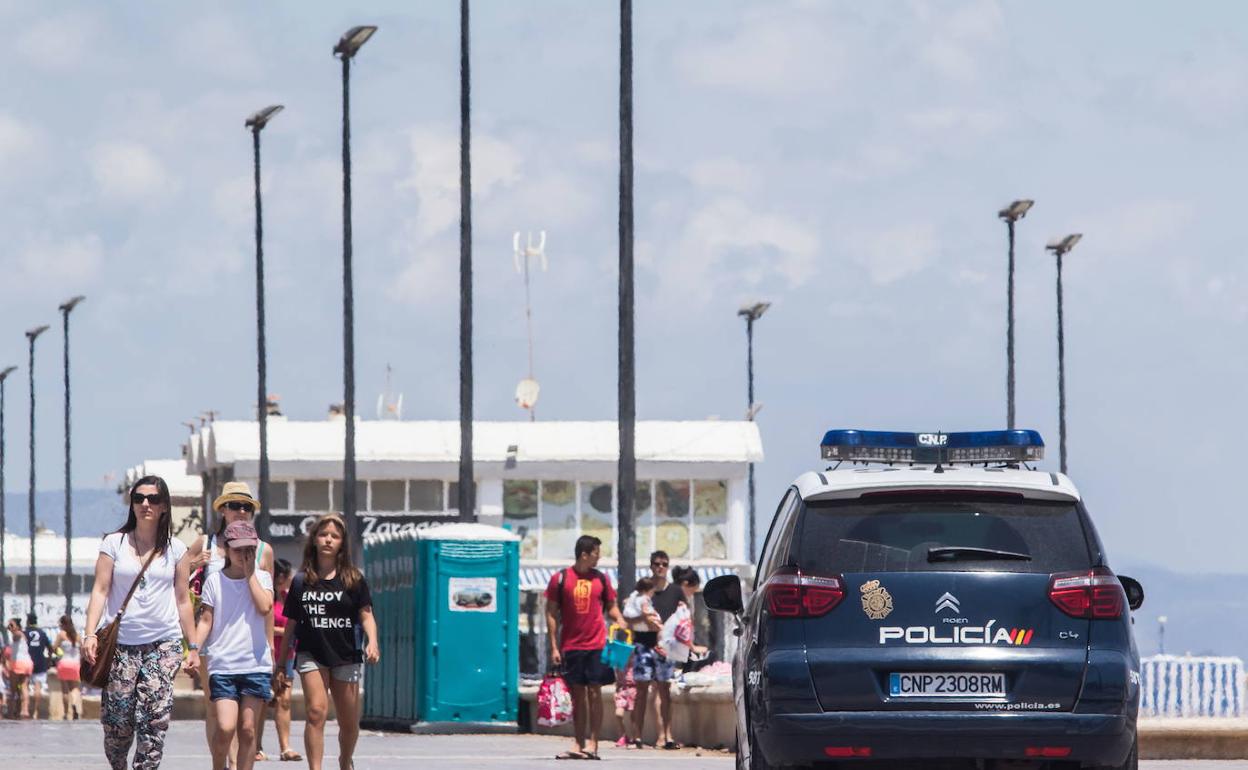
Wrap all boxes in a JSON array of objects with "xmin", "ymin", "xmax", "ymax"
[{"xmin": 518, "ymin": 564, "xmax": 743, "ymax": 592}]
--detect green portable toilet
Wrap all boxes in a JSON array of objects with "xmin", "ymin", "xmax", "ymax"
[{"xmin": 362, "ymin": 523, "xmax": 520, "ymax": 731}]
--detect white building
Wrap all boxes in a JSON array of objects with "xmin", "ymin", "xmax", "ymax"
[
  {"xmin": 1, "ymin": 532, "xmax": 100, "ymax": 627},
  {"xmin": 186, "ymin": 417, "xmax": 763, "ymax": 581}
]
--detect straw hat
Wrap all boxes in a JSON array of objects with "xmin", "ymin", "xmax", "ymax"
[{"xmin": 213, "ymin": 481, "xmax": 261, "ymax": 512}]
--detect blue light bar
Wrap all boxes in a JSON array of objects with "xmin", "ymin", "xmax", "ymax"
[{"xmin": 820, "ymin": 429, "xmax": 1045, "ymax": 465}]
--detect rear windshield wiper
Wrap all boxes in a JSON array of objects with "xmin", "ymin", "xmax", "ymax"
[{"xmin": 927, "ymin": 546, "xmax": 1032, "ymax": 562}]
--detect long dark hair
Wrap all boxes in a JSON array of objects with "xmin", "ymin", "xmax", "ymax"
[
  {"xmin": 116, "ymin": 475, "xmax": 173, "ymax": 555},
  {"xmin": 299, "ymin": 513, "xmax": 361, "ymax": 590},
  {"xmin": 59, "ymin": 615, "xmax": 78, "ymax": 646}
]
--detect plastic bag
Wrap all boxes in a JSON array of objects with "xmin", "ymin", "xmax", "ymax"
[
  {"xmin": 659, "ymin": 603, "xmax": 695, "ymax": 664},
  {"xmin": 537, "ymin": 673, "xmax": 574, "ymax": 727}
]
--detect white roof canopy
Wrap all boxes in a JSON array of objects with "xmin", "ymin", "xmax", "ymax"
[{"xmin": 126, "ymin": 459, "xmax": 203, "ymax": 498}]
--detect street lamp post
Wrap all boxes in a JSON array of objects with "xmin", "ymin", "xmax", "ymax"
[
  {"xmin": 333, "ymin": 25, "xmax": 376, "ymax": 555},
  {"xmin": 1158, "ymin": 615, "xmax": 1168, "ymax": 656},
  {"xmin": 26, "ymin": 324, "xmax": 49, "ymax": 610},
  {"xmin": 738, "ymin": 301, "xmax": 770, "ymax": 563},
  {"xmin": 616, "ymin": 0, "xmax": 637, "ymax": 598},
  {"xmin": 458, "ymin": 0, "xmax": 476, "ymax": 522},
  {"xmin": 0, "ymin": 365, "xmax": 16, "ymax": 621},
  {"xmin": 998, "ymin": 200, "xmax": 1034, "ymax": 430},
  {"xmin": 1046, "ymin": 234, "xmax": 1082, "ymax": 475},
  {"xmin": 245, "ymin": 104, "xmax": 283, "ymax": 541},
  {"xmin": 59, "ymin": 296, "xmax": 84, "ymax": 615}
]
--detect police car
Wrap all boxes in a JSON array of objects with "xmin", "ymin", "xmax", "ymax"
[{"xmin": 704, "ymin": 430, "xmax": 1144, "ymax": 769}]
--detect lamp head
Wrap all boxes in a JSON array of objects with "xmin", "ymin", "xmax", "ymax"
[
  {"xmin": 998, "ymin": 199, "xmax": 1034, "ymax": 222},
  {"xmin": 1046, "ymin": 234, "xmax": 1083, "ymax": 255},
  {"xmin": 59, "ymin": 295, "xmax": 85, "ymax": 313},
  {"xmin": 737, "ymin": 301, "xmax": 772, "ymax": 322},
  {"xmin": 25, "ymin": 324, "xmax": 50, "ymax": 341},
  {"xmin": 334, "ymin": 25, "xmax": 377, "ymax": 58},
  {"xmin": 245, "ymin": 105, "xmax": 285, "ymax": 131},
  {"xmin": 0, "ymin": 365, "xmax": 16, "ymax": 381}
]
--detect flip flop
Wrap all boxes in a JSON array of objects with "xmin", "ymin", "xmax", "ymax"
[
  {"xmin": 555, "ymin": 751, "xmax": 588, "ymax": 760},
  {"xmin": 279, "ymin": 751, "xmax": 303, "ymax": 762}
]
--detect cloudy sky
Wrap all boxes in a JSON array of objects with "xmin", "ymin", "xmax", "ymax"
[{"xmin": 1, "ymin": 1, "xmax": 1245, "ymax": 573}]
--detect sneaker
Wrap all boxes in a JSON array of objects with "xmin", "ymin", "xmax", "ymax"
[{"xmin": 615, "ymin": 736, "xmax": 629, "ymax": 747}]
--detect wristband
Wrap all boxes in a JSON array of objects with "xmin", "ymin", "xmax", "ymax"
[{"xmin": 187, "ymin": 643, "xmax": 200, "ymax": 651}]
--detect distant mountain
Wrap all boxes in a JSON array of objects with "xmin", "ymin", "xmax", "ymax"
[
  {"xmin": 1119, "ymin": 563, "xmax": 1248, "ymax": 661},
  {"xmin": 1, "ymin": 489, "xmax": 123, "ymax": 538}
]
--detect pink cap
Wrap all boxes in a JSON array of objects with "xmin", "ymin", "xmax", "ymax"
[{"xmin": 223, "ymin": 520, "xmax": 260, "ymax": 548}]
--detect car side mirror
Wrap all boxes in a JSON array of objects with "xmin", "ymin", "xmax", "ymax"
[
  {"xmin": 1118, "ymin": 575, "xmax": 1144, "ymax": 611},
  {"xmin": 703, "ymin": 575, "xmax": 744, "ymax": 614}
]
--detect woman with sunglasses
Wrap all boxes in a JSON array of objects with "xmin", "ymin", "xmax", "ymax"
[
  {"xmin": 189, "ymin": 482, "xmax": 274, "ymax": 769},
  {"xmin": 83, "ymin": 475, "xmax": 199, "ymax": 770},
  {"xmin": 276, "ymin": 513, "xmax": 379, "ymax": 770}
]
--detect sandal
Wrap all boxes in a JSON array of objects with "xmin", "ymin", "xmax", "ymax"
[
  {"xmin": 255, "ymin": 751, "xmax": 268, "ymax": 762},
  {"xmin": 279, "ymin": 750, "xmax": 303, "ymax": 762},
  {"xmin": 662, "ymin": 741, "xmax": 682, "ymax": 750},
  {"xmin": 555, "ymin": 751, "xmax": 588, "ymax": 760}
]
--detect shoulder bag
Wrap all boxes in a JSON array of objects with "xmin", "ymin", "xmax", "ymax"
[{"xmin": 81, "ymin": 542, "xmax": 158, "ymax": 688}]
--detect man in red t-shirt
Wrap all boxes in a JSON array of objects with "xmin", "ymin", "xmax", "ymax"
[{"xmin": 545, "ymin": 534, "xmax": 626, "ymax": 760}]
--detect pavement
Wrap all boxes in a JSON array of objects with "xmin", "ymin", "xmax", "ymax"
[{"xmin": 3, "ymin": 721, "xmax": 1248, "ymax": 768}]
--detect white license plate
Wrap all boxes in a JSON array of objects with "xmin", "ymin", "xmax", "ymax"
[{"xmin": 889, "ymin": 672, "xmax": 1006, "ymax": 697}]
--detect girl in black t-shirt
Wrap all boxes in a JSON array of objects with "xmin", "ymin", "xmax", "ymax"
[{"xmin": 275, "ymin": 513, "xmax": 379, "ymax": 770}]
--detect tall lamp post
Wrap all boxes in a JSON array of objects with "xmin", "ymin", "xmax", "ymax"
[
  {"xmin": 738, "ymin": 301, "xmax": 770, "ymax": 563},
  {"xmin": 1046, "ymin": 234, "xmax": 1081, "ymax": 475},
  {"xmin": 0, "ymin": 365, "xmax": 17, "ymax": 621},
  {"xmin": 26, "ymin": 324, "xmax": 49, "ymax": 610},
  {"xmin": 245, "ymin": 104, "xmax": 283, "ymax": 541},
  {"xmin": 458, "ymin": 0, "xmax": 476, "ymax": 522},
  {"xmin": 998, "ymin": 200, "xmax": 1033, "ymax": 429},
  {"xmin": 59, "ymin": 296, "xmax": 84, "ymax": 614},
  {"xmin": 333, "ymin": 25, "xmax": 376, "ymax": 554},
  {"xmin": 1158, "ymin": 615, "xmax": 1168, "ymax": 656},
  {"xmin": 616, "ymin": 0, "xmax": 637, "ymax": 597}
]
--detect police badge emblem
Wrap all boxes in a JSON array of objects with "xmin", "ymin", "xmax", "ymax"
[{"xmin": 860, "ymin": 579, "xmax": 894, "ymax": 620}]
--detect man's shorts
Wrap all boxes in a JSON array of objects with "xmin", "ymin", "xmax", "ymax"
[
  {"xmin": 30, "ymin": 671, "xmax": 48, "ymax": 688},
  {"xmin": 632, "ymin": 644, "xmax": 676, "ymax": 683},
  {"xmin": 296, "ymin": 652, "xmax": 363, "ymax": 683},
  {"xmin": 209, "ymin": 672, "xmax": 273, "ymax": 702},
  {"xmin": 561, "ymin": 649, "xmax": 615, "ymax": 687}
]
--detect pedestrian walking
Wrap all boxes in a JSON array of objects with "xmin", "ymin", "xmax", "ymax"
[
  {"xmin": 255, "ymin": 558, "xmax": 301, "ymax": 762},
  {"xmin": 544, "ymin": 534, "xmax": 626, "ymax": 760},
  {"xmin": 5, "ymin": 617, "xmax": 31, "ymax": 719},
  {"xmin": 82, "ymin": 475, "xmax": 200, "ymax": 770},
  {"xmin": 24, "ymin": 612, "xmax": 52, "ymax": 719},
  {"xmin": 194, "ymin": 520, "xmax": 275, "ymax": 770},
  {"xmin": 189, "ymin": 482, "xmax": 276, "ymax": 768},
  {"xmin": 276, "ymin": 513, "xmax": 379, "ymax": 770},
  {"xmin": 630, "ymin": 550, "xmax": 680, "ymax": 747},
  {"xmin": 54, "ymin": 614, "xmax": 84, "ymax": 720}
]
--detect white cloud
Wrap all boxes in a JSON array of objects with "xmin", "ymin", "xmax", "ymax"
[
  {"xmin": 1089, "ymin": 199, "xmax": 1195, "ymax": 258},
  {"xmin": 658, "ymin": 197, "xmax": 818, "ymax": 302},
  {"xmin": 909, "ymin": 0, "xmax": 1005, "ymax": 82},
  {"xmin": 848, "ymin": 222, "xmax": 939, "ymax": 285},
  {"xmin": 689, "ymin": 158, "xmax": 755, "ymax": 194},
  {"xmin": 15, "ymin": 11, "xmax": 98, "ymax": 71},
  {"xmin": 90, "ymin": 141, "xmax": 174, "ymax": 202},
  {"xmin": 1153, "ymin": 46, "xmax": 1248, "ymax": 125},
  {"xmin": 397, "ymin": 127, "xmax": 522, "ymax": 238},
  {"xmin": 10, "ymin": 233, "xmax": 104, "ymax": 289},
  {"xmin": 0, "ymin": 113, "xmax": 42, "ymax": 167},
  {"xmin": 906, "ymin": 107, "xmax": 1005, "ymax": 137}
]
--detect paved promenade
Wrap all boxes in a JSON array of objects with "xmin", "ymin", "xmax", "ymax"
[{"xmin": 5, "ymin": 721, "xmax": 1248, "ymax": 768}]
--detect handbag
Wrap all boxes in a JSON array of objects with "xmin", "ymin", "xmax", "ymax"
[
  {"xmin": 537, "ymin": 672, "xmax": 573, "ymax": 727},
  {"xmin": 81, "ymin": 544, "xmax": 158, "ymax": 688}
]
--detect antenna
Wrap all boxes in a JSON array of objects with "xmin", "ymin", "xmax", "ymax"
[
  {"xmin": 377, "ymin": 363, "xmax": 403, "ymax": 420},
  {"xmin": 513, "ymin": 231, "xmax": 547, "ymax": 421}
]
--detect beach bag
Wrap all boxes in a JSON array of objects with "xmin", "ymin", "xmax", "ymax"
[
  {"xmin": 659, "ymin": 603, "xmax": 694, "ymax": 664},
  {"xmin": 600, "ymin": 624, "xmax": 634, "ymax": 671},
  {"xmin": 537, "ymin": 672, "xmax": 574, "ymax": 727},
  {"xmin": 81, "ymin": 547, "xmax": 157, "ymax": 689}
]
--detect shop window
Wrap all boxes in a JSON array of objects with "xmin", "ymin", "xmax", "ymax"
[
  {"xmin": 331, "ymin": 481, "xmax": 369, "ymax": 512},
  {"xmin": 504, "ymin": 480, "xmax": 540, "ymax": 559},
  {"xmin": 371, "ymin": 481, "xmax": 406, "ymax": 512},
  {"xmin": 38, "ymin": 575, "xmax": 61, "ymax": 594},
  {"xmin": 265, "ymin": 481, "xmax": 290, "ymax": 511},
  {"xmin": 409, "ymin": 480, "xmax": 444, "ymax": 512},
  {"xmin": 448, "ymin": 481, "xmax": 478, "ymax": 512},
  {"xmin": 581, "ymin": 482, "xmax": 615, "ymax": 558},
  {"xmin": 541, "ymin": 481, "xmax": 578, "ymax": 560},
  {"xmin": 655, "ymin": 480, "xmax": 691, "ymax": 558},
  {"xmin": 634, "ymin": 481, "xmax": 655, "ymax": 562},
  {"xmin": 294, "ymin": 480, "xmax": 330, "ymax": 511},
  {"xmin": 693, "ymin": 480, "xmax": 729, "ymax": 559}
]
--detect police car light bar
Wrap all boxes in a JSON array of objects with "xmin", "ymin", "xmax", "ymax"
[{"xmin": 820, "ymin": 430, "xmax": 1045, "ymax": 465}]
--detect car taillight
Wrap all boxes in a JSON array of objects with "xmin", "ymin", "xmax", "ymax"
[
  {"xmin": 764, "ymin": 570, "xmax": 845, "ymax": 618},
  {"xmin": 1048, "ymin": 567, "xmax": 1124, "ymax": 619}
]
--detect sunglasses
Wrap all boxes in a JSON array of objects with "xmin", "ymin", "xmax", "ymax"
[
  {"xmin": 131, "ymin": 493, "xmax": 164, "ymax": 505},
  {"xmin": 225, "ymin": 501, "xmax": 255, "ymax": 513},
  {"xmin": 651, "ymin": 561, "xmax": 669, "ymax": 568}
]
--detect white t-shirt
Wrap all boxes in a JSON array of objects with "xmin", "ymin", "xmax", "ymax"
[
  {"xmin": 99, "ymin": 533, "xmax": 188, "ymax": 646},
  {"xmin": 201, "ymin": 570, "xmax": 274, "ymax": 675}
]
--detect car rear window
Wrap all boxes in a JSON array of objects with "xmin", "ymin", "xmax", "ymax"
[{"xmin": 796, "ymin": 492, "xmax": 1093, "ymax": 574}]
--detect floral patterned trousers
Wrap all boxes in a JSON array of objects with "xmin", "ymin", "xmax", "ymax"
[{"xmin": 101, "ymin": 639, "xmax": 183, "ymax": 770}]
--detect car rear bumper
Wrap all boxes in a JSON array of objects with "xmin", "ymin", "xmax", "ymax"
[{"xmin": 757, "ymin": 710, "xmax": 1134, "ymax": 765}]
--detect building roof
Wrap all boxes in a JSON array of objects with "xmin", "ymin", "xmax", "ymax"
[
  {"xmin": 125, "ymin": 459, "xmax": 203, "ymax": 498},
  {"xmin": 191, "ymin": 419, "xmax": 764, "ymax": 469},
  {"xmin": 793, "ymin": 466, "xmax": 1081, "ymax": 502}
]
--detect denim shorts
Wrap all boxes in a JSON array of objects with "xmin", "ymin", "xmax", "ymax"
[
  {"xmin": 296, "ymin": 652, "xmax": 363, "ymax": 683},
  {"xmin": 632, "ymin": 644, "xmax": 676, "ymax": 683},
  {"xmin": 209, "ymin": 672, "xmax": 273, "ymax": 702}
]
